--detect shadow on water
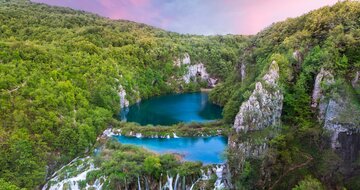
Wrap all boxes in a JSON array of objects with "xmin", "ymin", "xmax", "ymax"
[{"xmin": 120, "ymin": 92, "xmax": 223, "ymax": 126}]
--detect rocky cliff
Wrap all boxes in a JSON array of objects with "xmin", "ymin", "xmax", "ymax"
[
  {"xmin": 233, "ymin": 61, "xmax": 283, "ymax": 133},
  {"xmin": 175, "ymin": 53, "xmax": 219, "ymax": 88},
  {"xmin": 311, "ymin": 69, "xmax": 360, "ymax": 174},
  {"xmin": 228, "ymin": 61, "xmax": 283, "ymax": 185}
]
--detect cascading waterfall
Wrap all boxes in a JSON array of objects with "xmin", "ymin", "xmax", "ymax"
[{"xmin": 214, "ymin": 165, "xmax": 226, "ymax": 190}]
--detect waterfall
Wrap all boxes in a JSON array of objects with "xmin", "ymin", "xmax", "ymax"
[
  {"xmin": 165, "ymin": 174, "xmax": 174, "ymax": 190},
  {"xmin": 120, "ymin": 107, "xmax": 129, "ymax": 121},
  {"xmin": 189, "ymin": 178, "xmax": 201, "ymax": 190},
  {"xmin": 174, "ymin": 174, "xmax": 180, "ymax": 190},
  {"xmin": 137, "ymin": 176, "xmax": 141, "ymax": 190},
  {"xmin": 214, "ymin": 165, "xmax": 225, "ymax": 190}
]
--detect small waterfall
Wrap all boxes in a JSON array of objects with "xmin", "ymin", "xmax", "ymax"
[
  {"xmin": 214, "ymin": 164, "xmax": 226, "ymax": 190},
  {"xmin": 120, "ymin": 107, "xmax": 129, "ymax": 121}
]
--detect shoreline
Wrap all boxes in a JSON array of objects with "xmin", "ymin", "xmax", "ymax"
[
  {"xmin": 200, "ymin": 88, "xmax": 213, "ymax": 92},
  {"xmin": 105, "ymin": 120, "xmax": 231, "ymax": 139}
]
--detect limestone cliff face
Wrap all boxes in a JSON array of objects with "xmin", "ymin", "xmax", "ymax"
[
  {"xmin": 228, "ymin": 61, "xmax": 283, "ymax": 183},
  {"xmin": 118, "ymin": 85, "xmax": 129, "ymax": 109},
  {"xmin": 319, "ymin": 97, "xmax": 360, "ymax": 173},
  {"xmin": 174, "ymin": 53, "xmax": 218, "ymax": 87},
  {"xmin": 183, "ymin": 63, "xmax": 210, "ymax": 84},
  {"xmin": 311, "ymin": 68, "xmax": 335, "ymax": 109},
  {"xmin": 233, "ymin": 61, "xmax": 283, "ymax": 133},
  {"xmin": 174, "ymin": 53, "xmax": 191, "ymax": 67},
  {"xmin": 311, "ymin": 68, "xmax": 360, "ymax": 173}
]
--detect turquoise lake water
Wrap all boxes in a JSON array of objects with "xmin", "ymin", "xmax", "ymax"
[
  {"xmin": 113, "ymin": 135, "xmax": 227, "ymax": 164},
  {"xmin": 120, "ymin": 92, "xmax": 223, "ymax": 125}
]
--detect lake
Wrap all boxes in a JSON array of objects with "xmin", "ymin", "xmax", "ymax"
[
  {"xmin": 120, "ymin": 92, "xmax": 222, "ymax": 125},
  {"xmin": 113, "ymin": 135, "xmax": 228, "ymax": 164}
]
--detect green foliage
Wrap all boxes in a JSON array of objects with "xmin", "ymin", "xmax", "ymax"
[
  {"xmin": 0, "ymin": 179, "xmax": 24, "ymax": 190},
  {"xmin": 94, "ymin": 141, "xmax": 204, "ymax": 189},
  {"xmin": 110, "ymin": 119, "xmax": 230, "ymax": 137},
  {"xmin": 144, "ymin": 156, "xmax": 161, "ymax": 178},
  {"xmin": 222, "ymin": 1, "xmax": 360, "ymax": 189},
  {"xmin": 292, "ymin": 176, "xmax": 324, "ymax": 190},
  {"xmin": 1, "ymin": 0, "xmax": 360, "ymax": 189},
  {"xmin": 0, "ymin": 1, "xmax": 247, "ymax": 188},
  {"xmin": 234, "ymin": 160, "xmax": 261, "ymax": 190},
  {"xmin": 271, "ymin": 53, "xmax": 293, "ymax": 85},
  {"xmin": 0, "ymin": 129, "xmax": 46, "ymax": 188}
]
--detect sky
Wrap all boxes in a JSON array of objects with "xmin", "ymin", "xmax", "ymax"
[{"xmin": 31, "ymin": 0, "xmax": 340, "ymax": 35}]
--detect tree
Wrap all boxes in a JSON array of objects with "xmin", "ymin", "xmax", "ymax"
[
  {"xmin": 0, "ymin": 179, "xmax": 23, "ymax": 190},
  {"xmin": 292, "ymin": 176, "xmax": 324, "ymax": 190},
  {"xmin": 144, "ymin": 156, "xmax": 161, "ymax": 179}
]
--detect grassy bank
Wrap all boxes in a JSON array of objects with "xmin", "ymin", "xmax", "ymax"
[{"xmin": 108, "ymin": 119, "xmax": 232, "ymax": 137}]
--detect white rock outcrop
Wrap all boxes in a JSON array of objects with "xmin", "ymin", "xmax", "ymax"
[
  {"xmin": 183, "ymin": 63, "xmax": 210, "ymax": 84},
  {"xmin": 311, "ymin": 68, "xmax": 334, "ymax": 108},
  {"xmin": 208, "ymin": 77, "xmax": 219, "ymax": 88},
  {"xmin": 174, "ymin": 53, "xmax": 216, "ymax": 86},
  {"xmin": 319, "ymin": 98, "xmax": 358, "ymax": 149},
  {"xmin": 233, "ymin": 61, "xmax": 283, "ymax": 133},
  {"xmin": 102, "ymin": 128, "xmax": 115, "ymax": 137},
  {"xmin": 311, "ymin": 69, "xmax": 359, "ymax": 152},
  {"xmin": 174, "ymin": 53, "xmax": 191, "ymax": 67},
  {"xmin": 118, "ymin": 85, "xmax": 129, "ymax": 108}
]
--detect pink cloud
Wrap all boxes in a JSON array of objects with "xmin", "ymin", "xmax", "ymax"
[
  {"xmin": 232, "ymin": 0, "xmax": 339, "ymax": 34},
  {"xmin": 94, "ymin": 0, "xmax": 163, "ymax": 26},
  {"xmin": 31, "ymin": 0, "xmax": 341, "ymax": 35}
]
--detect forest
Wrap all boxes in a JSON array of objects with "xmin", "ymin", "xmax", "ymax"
[
  {"xmin": 0, "ymin": 0, "xmax": 247, "ymax": 188},
  {"xmin": 1, "ymin": 0, "xmax": 360, "ymax": 189}
]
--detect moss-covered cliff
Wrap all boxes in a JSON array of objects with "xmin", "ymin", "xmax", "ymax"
[{"xmin": 217, "ymin": 1, "xmax": 360, "ymax": 189}]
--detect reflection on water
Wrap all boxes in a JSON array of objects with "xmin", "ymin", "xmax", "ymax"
[
  {"xmin": 120, "ymin": 92, "xmax": 222, "ymax": 125},
  {"xmin": 113, "ymin": 135, "xmax": 228, "ymax": 164}
]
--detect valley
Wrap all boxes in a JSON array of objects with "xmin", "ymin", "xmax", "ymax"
[{"xmin": 0, "ymin": 0, "xmax": 360, "ymax": 190}]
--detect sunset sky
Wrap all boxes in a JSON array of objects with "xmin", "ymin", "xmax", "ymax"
[{"xmin": 31, "ymin": 0, "xmax": 340, "ymax": 35}]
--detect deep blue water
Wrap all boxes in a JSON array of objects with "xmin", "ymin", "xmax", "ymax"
[
  {"xmin": 120, "ymin": 92, "xmax": 222, "ymax": 125},
  {"xmin": 113, "ymin": 135, "xmax": 227, "ymax": 164}
]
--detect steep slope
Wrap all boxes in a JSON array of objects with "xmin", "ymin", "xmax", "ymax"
[{"xmin": 211, "ymin": 1, "xmax": 360, "ymax": 189}]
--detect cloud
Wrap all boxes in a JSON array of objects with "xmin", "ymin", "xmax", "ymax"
[{"xmin": 31, "ymin": 0, "xmax": 339, "ymax": 35}]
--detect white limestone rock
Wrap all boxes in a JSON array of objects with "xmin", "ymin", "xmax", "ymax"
[
  {"xmin": 233, "ymin": 61, "xmax": 283, "ymax": 133},
  {"xmin": 102, "ymin": 128, "xmax": 114, "ymax": 137},
  {"xmin": 174, "ymin": 53, "xmax": 218, "ymax": 87},
  {"xmin": 311, "ymin": 68, "xmax": 334, "ymax": 108},
  {"xmin": 174, "ymin": 53, "xmax": 191, "ymax": 67},
  {"xmin": 208, "ymin": 77, "xmax": 219, "ymax": 88},
  {"xmin": 319, "ymin": 98, "xmax": 359, "ymax": 149},
  {"xmin": 183, "ymin": 63, "xmax": 210, "ymax": 84},
  {"xmin": 311, "ymin": 69, "xmax": 359, "ymax": 150},
  {"xmin": 118, "ymin": 85, "xmax": 129, "ymax": 108}
]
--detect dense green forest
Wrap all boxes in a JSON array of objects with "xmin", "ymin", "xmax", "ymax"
[
  {"xmin": 0, "ymin": 0, "xmax": 247, "ymax": 188},
  {"xmin": 210, "ymin": 1, "xmax": 360, "ymax": 189},
  {"xmin": 1, "ymin": 0, "xmax": 360, "ymax": 189}
]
